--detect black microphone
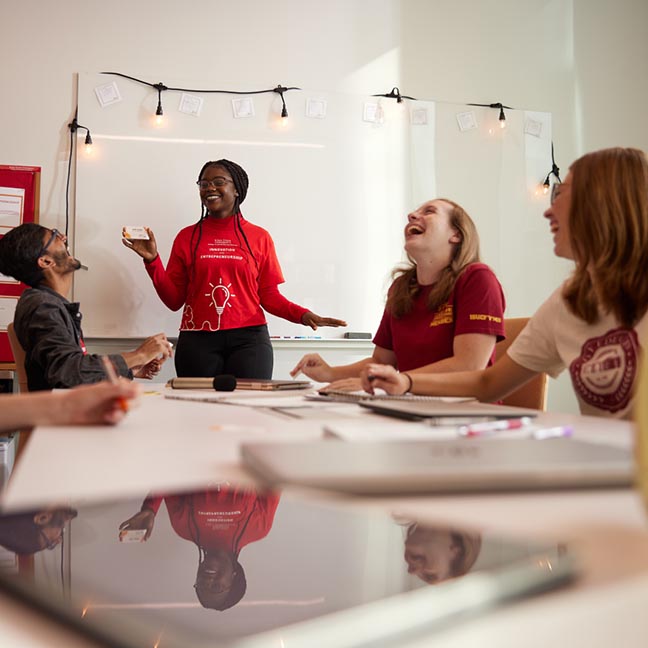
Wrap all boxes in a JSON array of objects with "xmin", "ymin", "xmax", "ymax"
[{"xmin": 213, "ymin": 375, "xmax": 237, "ymax": 391}]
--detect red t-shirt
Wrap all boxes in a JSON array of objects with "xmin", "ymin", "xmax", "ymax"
[
  {"xmin": 145, "ymin": 214, "xmax": 308, "ymax": 332},
  {"xmin": 373, "ymin": 263, "xmax": 506, "ymax": 371},
  {"xmin": 143, "ymin": 489, "xmax": 280, "ymax": 553}
]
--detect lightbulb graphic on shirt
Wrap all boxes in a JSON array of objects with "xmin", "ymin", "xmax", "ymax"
[{"xmin": 206, "ymin": 279, "xmax": 235, "ymax": 330}]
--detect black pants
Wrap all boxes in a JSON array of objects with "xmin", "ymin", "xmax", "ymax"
[{"xmin": 175, "ymin": 325, "xmax": 273, "ymax": 379}]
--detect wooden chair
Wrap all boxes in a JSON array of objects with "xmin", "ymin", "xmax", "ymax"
[
  {"xmin": 7, "ymin": 322, "xmax": 32, "ymax": 458},
  {"xmin": 495, "ymin": 317, "xmax": 548, "ymax": 411}
]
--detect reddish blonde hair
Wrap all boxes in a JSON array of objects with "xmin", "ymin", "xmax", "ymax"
[{"xmin": 563, "ymin": 147, "xmax": 648, "ymax": 327}]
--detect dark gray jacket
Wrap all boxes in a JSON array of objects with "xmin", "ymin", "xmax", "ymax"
[{"xmin": 13, "ymin": 286, "xmax": 131, "ymax": 391}]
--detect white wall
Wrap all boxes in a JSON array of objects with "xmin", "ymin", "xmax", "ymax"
[{"xmin": 2, "ymin": 0, "xmax": 646, "ymax": 413}]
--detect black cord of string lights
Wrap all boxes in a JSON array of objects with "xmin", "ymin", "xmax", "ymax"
[
  {"xmin": 65, "ymin": 114, "xmax": 93, "ymax": 238},
  {"xmin": 101, "ymin": 72, "xmax": 300, "ymax": 118},
  {"xmin": 64, "ymin": 125, "xmax": 74, "ymax": 239},
  {"xmin": 543, "ymin": 141, "xmax": 562, "ymax": 190},
  {"xmin": 372, "ymin": 87, "xmax": 417, "ymax": 103},
  {"xmin": 467, "ymin": 101, "xmax": 513, "ymax": 126}
]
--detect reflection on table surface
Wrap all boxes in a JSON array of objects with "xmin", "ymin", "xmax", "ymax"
[{"xmin": 0, "ymin": 483, "xmax": 570, "ymax": 647}]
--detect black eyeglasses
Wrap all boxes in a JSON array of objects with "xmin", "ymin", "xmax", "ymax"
[
  {"xmin": 40, "ymin": 527, "xmax": 63, "ymax": 551},
  {"xmin": 550, "ymin": 183, "xmax": 561, "ymax": 205},
  {"xmin": 39, "ymin": 229, "xmax": 64, "ymax": 257},
  {"xmin": 196, "ymin": 178, "xmax": 233, "ymax": 190}
]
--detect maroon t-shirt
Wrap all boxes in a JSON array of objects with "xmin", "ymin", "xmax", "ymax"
[{"xmin": 373, "ymin": 263, "xmax": 506, "ymax": 371}]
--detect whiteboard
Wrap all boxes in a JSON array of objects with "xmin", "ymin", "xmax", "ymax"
[{"xmin": 74, "ymin": 73, "xmax": 553, "ymax": 338}]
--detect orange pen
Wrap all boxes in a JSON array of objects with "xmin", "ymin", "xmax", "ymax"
[{"xmin": 101, "ymin": 355, "xmax": 129, "ymax": 412}]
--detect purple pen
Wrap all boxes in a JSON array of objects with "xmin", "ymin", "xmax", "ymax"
[{"xmin": 532, "ymin": 425, "xmax": 574, "ymax": 440}]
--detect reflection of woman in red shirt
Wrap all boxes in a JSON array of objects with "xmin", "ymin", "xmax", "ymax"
[{"xmin": 119, "ymin": 486, "xmax": 280, "ymax": 610}]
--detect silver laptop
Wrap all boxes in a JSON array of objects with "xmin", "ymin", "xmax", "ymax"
[
  {"xmin": 241, "ymin": 438, "xmax": 632, "ymax": 495},
  {"xmin": 360, "ymin": 399, "xmax": 539, "ymax": 420}
]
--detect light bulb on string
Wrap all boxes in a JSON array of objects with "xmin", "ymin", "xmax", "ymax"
[
  {"xmin": 153, "ymin": 82, "xmax": 167, "ymax": 127},
  {"xmin": 371, "ymin": 87, "xmax": 416, "ymax": 120},
  {"xmin": 84, "ymin": 131, "xmax": 94, "ymax": 156},
  {"xmin": 279, "ymin": 104, "xmax": 289, "ymax": 127},
  {"xmin": 273, "ymin": 84, "xmax": 291, "ymax": 128},
  {"xmin": 467, "ymin": 101, "xmax": 512, "ymax": 134},
  {"xmin": 542, "ymin": 175, "xmax": 551, "ymax": 195},
  {"xmin": 68, "ymin": 116, "xmax": 94, "ymax": 156},
  {"xmin": 540, "ymin": 145, "xmax": 562, "ymax": 200},
  {"xmin": 498, "ymin": 105, "xmax": 506, "ymax": 129}
]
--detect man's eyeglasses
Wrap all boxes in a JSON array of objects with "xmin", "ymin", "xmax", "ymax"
[
  {"xmin": 550, "ymin": 183, "xmax": 561, "ymax": 205},
  {"xmin": 39, "ymin": 229, "xmax": 64, "ymax": 257},
  {"xmin": 40, "ymin": 527, "xmax": 63, "ymax": 551},
  {"xmin": 196, "ymin": 178, "xmax": 233, "ymax": 190}
]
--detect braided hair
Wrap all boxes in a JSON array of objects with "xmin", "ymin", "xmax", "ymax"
[{"xmin": 189, "ymin": 159, "xmax": 257, "ymax": 283}]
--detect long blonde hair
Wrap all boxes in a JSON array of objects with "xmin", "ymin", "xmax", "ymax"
[
  {"xmin": 386, "ymin": 199, "xmax": 481, "ymax": 318},
  {"xmin": 563, "ymin": 147, "xmax": 648, "ymax": 327}
]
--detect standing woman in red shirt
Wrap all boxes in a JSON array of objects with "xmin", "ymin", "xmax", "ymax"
[{"xmin": 123, "ymin": 159, "xmax": 346, "ymax": 378}]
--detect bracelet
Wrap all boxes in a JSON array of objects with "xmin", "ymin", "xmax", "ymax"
[{"xmin": 401, "ymin": 371, "xmax": 413, "ymax": 394}]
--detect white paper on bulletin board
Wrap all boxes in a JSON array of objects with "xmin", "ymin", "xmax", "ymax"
[{"xmin": 0, "ymin": 186, "xmax": 24, "ymax": 231}]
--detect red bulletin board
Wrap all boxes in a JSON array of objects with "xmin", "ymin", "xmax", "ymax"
[{"xmin": 0, "ymin": 165, "xmax": 41, "ymax": 363}]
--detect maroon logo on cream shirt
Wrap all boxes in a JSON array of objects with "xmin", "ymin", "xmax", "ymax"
[{"xmin": 570, "ymin": 328, "xmax": 639, "ymax": 413}]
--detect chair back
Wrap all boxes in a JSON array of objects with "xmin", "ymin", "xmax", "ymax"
[
  {"xmin": 7, "ymin": 322, "xmax": 32, "ymax": 460},
  {"xmin": 495, "ymin": 317, "xmax": 548, "ymax": 411},
  {"xmin": 7, "ymin": 322, "xmax": 28, "ymax": 393}
]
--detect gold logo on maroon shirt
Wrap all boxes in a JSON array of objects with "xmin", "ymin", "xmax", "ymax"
[
  {"xmin": 469, "ymin": 313, "xmax": 502, "ymax": 323},
  {"xmin": 430, "ymin": 304, "xmax": 453, "ymax": 327}
]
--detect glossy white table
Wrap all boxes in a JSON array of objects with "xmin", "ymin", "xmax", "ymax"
[{"xmin": 2, "ymin": 385, "xmax": 648, "ymax": 647}]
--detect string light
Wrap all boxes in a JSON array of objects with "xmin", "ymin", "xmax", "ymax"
[
  {"xmin": 540, "ymin": 142, "xmax": 562, "ymax": 196},
  {"xmin": 498, "ymin": 105, "xmax": 506, "ymax": 129},
  {"xmin": 89, "ymin": 75, "xmax": 563, "ymax": 205},
  {"xmin": 68, "ymin": 117, "xmax": 93, "ymax": 155},
  {"xmin": 84, "ymin": 131, "xmax": 93, "ymax": 155},
  {"xmin": 542, "ymin": 176, "xmax": 551, "ymax": 194},
  {"xmin": 101, "ymin": 72, "xmax": 300, "ymax": 126},
  {"xmin": 273, "ymin": 85, "xmax": 290, "ymax": 126},
  {"xmin": 153, "ymin": 82, "xmax": 167, "ymax": 126},
  {"xmin": 468, "ymin": 101, "xmax": 512, "ymax": 130},
  {"xmin": 372, "ymin": 86, "xmax": 416, "ymax": 113}
]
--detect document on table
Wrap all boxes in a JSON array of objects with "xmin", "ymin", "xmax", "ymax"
[
  {"xmin": 323, "ymin": 420, "xmax": 461, "ymax": 441},
  {"xmin": 164, "ymin": 390, "xmax": 321, "ymax": 409}
]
